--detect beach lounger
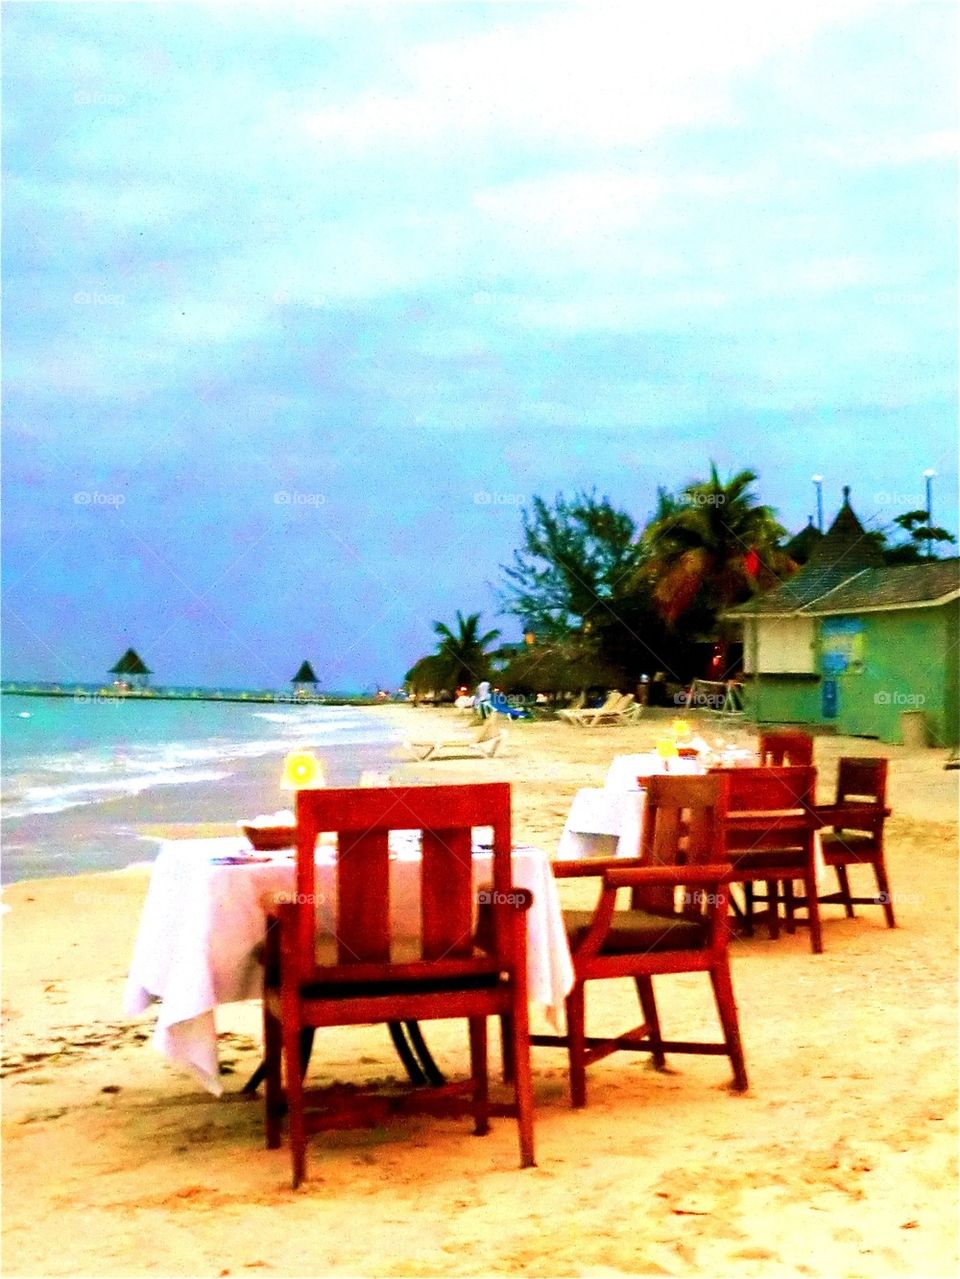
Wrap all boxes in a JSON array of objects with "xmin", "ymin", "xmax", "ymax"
[
  {"xmin": 558, "ymin": 691, "xmax": 622, "ymax": 726},
  {"xmin": 555, "ymin": 693, "xmax": 588, "ymax": 723},
  {"xmin": 562, "ymin": 693, "xmax": 640, "ymax": 728},
  {"xmin": 403, "ymin": 711, "xmax": 505, "ymax": 760}
]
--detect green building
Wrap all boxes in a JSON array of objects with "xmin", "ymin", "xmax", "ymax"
[{"xmin": 726, "ymin": 491, "xmax": 959, "ymax": 747}]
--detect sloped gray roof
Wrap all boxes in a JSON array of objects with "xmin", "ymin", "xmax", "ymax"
[
  {"xmin": 802, "ymin": 557, "xmax": 960, "ymax": 615},
  {"xmin": 784, "ymin": 518, "xmax": 823, "ymax": 566},
  {"xmin": 728, "ymin": 490, "xmax": 885, "ymax": 616}
]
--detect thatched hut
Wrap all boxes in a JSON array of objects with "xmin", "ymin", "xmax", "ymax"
[
  {"xmin": 109, "ymin": 648, "xmax": 152, "ymax": 690},
  {"xmin": 290, "ymin": 660, "xmax": 319, "ymax": 699}
]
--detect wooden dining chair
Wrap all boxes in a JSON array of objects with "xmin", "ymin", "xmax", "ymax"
[
  {"xmin": 262, "ymin": 783, "xmax": 535, "ymax": 1187},
  {"xmin": 813, "ymin": 758, "xmax": 895, "ymax": 927},
  {"xmin": 533, "ymin": 773, "xmax": 747, "ymax": 1108},
  {"xmin": 758, "ymin": 731, "xmax": 814, "ymax": 767},
  {"xmin": 715, "ymin": 765, "xmax": 822, "ymax": 953}
]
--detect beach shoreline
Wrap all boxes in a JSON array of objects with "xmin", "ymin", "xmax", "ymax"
[{"xmin": 2, "ymin": 708, "xmax": 957, "ymax": 1277}]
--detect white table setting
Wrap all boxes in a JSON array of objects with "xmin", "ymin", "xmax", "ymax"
[
  {"xmin": 556, "ymin": 735, "xmax": 826, "ymax": 890},
  {"xmin": 125, "ymin": 829, "xmax": 574, "ymax": 1095},
  {"xmin": 557, "ymin": 747, "xmax": 711, "ymax": 860}
]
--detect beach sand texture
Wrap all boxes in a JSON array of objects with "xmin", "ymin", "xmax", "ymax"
[{"xmin": 3, "ymin": 707, "xmax": 957, "ymax": 1278}]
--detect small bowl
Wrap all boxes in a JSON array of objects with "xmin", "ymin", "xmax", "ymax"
[{"xmin": 240, "ymin": 823, "xmax": 296, "ymax": 852}]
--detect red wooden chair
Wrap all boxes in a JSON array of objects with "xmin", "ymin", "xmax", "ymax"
[
  {"xmin": 716, "ymin": 765, "xmax": 822, "ymax": 953},
  {"xmin": 751, "ymin": 735, "xmax": 815, "ymax": 925},
  {"xmin": 758, "ymin": 731, "xmax": 814, "ymax": 766},
  {"xmin": 262, "ymin": 783, "xmax": 535, "ymax": 1186},
  {"xmin": 813, "ymin": 758, "xmax": 894, "ymax": 927},
  {"xmin": 533, "ymin": 773, "xmax": 747, "ymax": 1108}
]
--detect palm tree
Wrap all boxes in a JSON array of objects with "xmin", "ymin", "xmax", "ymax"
[
  {"xmin": 430, "ymin": 610, "xmax": 502, "ymax": 691},
  {"xmin": 639, "ymin": 464, "xmax": 792, "ymax": 631}
]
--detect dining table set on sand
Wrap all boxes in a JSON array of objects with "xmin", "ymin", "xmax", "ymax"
[{"xmin": 126, "ymin": 728, "xmax": 897, "ymax": 1187}]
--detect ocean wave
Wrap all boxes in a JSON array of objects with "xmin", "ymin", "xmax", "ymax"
[{"xmin": 2, "ymin": 768, "xmax": 232, "ymax": 819}]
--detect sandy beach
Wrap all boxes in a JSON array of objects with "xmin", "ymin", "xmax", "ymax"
[{"xmin": 2, "ymin": 706, "xmax": 957, "ymax": 1278}]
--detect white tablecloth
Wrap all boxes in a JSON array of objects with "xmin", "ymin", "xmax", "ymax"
[
  {"xmin": 557, "ymin": 755, "xmax": 826, "ymax": 886},
  {"xmin": 125, "ymin": 836, "xmax": 574, "ymax": 1095},
  {"xmin": 556, "ymin": 788, "xmax": 646, "ymax": 859}
]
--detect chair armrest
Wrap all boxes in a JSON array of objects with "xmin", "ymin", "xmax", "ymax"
[
  {"xmin": 814, "ymin": 803, "xmax": 890, "ymax": 828},
  {"xmin": 552, "ymin": 857, "xmax": 645, "ymax": 878},
  {"xmin": 604, "ymin": 864, "xmax": 731, "ymax": 890}
]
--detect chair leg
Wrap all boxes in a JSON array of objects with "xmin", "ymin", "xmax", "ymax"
[
  {"xmin": 765, "ymin": 880, "xmax": 779, "ymax": 940},
  {"xmin": 743, "ymin": 882, "xmax": 755, "ymax": 936},
  {"xmin": 283, "ymin": 1017, "xmax": 307, "ymax": 1189},
  {"xmin": 835, "ymin": 865, "xmax": 855, "ymax": 917},
  {"xmin": 264, "ymin": 1008, "xmax": 282, "ymax": 1150},
  {"xmin": 499, "ymin": 1013, "xmax": 515, "ymax": 1083},
  {"xmin": 874, "ymin": 858, "xmax": 896, "ymax": 928},
  {"xmin": 468, "ymin": 1017, "xmax": 489, "ymax": 1136},
  {"xmin": 566, "ymin": 983, "xmax": 587, "ymax": 1109},
  {"xmin": 634, "ymin": 976, "xmax": 666, "ymax": 1069},
  {"xmin": 709, "ymin": 963, "xmax": 748, "ymax": 1092},
  {"xmin": 783, "ymin": 879, "xmax": 796, "ymax": 934},
  {"xmin": 804, "ymin": 864, "xmax": 823, "ymax": 954},
  {"xmin": 508, "ymin": 996, "xmax": 536, "ymax": 1168}
]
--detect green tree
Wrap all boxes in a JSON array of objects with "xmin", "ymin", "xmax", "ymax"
[
  {"xmin": 871, "ymin": 510, "xmax": 957, "ymax": 564},
  {"xmin": 638, "ymin": 464, "xmax": 792, "ymax": 630},
  {"xmin": 430, "ymin": 610, "xmax": 501, "ymax": 690},
  {"xmin": 500, "ymin": 491, "xmax": 691, "ymax": 688},
  {"xmin": 500, "ymin": 491, "xmax": 642, "ymax": 637}
]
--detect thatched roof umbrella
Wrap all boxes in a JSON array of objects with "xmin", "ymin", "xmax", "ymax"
[
  {"xmin": 109, "ymin": 648, "xmax": 152, "ymax": 688},
  {"xmin": 291, "ymin": 660, "xmax": 319, "ymax": 697},
  {"xmin": 496, "ymin": 642, "xmax": 625, "ymax": 699}
]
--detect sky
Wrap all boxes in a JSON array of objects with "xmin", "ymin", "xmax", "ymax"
[{"xmin": 3, "ymin": 0, "xmax": 957, "ymax": 690}]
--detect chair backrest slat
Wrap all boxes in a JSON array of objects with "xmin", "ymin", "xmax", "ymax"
[
  {"xmin": 635, "ymin": 774, "xmax": 729, "ymax": 912},
  {"xmin": 294, "ymin": 783, "xmax": 513, "ymax": 975},
  {"xmin": 719, "ymin": 764, "xmax": 816, "ymax": 813},
  {"xmin": 758, "ymin": 731, "xmax": 814, "ymax": 767},
  {"xmin": 836, "ymin": 757, "xmax": 887, "ymax": 806},
  {"xmin": 712, "ymin": 766, "xmax": 817, "ymax": 854},
  {"xmin": 337, "ymin": 830, "xmax": 391, "ymax": 963},
  {"xmin": 421, "ymin": 827, "xmax": 475, "ymax": 959}
]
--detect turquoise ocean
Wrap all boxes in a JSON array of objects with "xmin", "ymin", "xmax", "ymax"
[{"xmin": 1, "ymin": 693, "xmax": 402, "ymax": 882}]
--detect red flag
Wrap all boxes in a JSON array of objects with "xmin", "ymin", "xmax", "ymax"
[{"xmin": 744, "ymin": 549, "xmax": 760, "ymax": 577}]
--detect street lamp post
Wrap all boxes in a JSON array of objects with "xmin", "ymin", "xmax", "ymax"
[
  {"xmin": 924, "ymin": 469, "xmax": 936, "ymax": 558},
  {"xmin": 812, "ymin": 475, "xmax": 824, "ymax": 533}
]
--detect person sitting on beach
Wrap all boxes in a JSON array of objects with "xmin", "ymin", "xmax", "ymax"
[{"xmin": 474, "ymin": 680, "xmax": 493, "ymax": 719}]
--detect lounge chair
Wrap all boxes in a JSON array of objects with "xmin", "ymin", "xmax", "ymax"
[
  {"xmin": 555, "ymin": 693, "xmax": 588, "ymax": 723},
  {"xmin": 403, "ymin": 711, "xmax": 505, "ymax": 761},
  {"xmin": 562, "ymin": 693, "xmax": 640, "ymax": 728},
  {"xmin": 558, "ymin": 691, "xmax": 621, "ymax": 726}
]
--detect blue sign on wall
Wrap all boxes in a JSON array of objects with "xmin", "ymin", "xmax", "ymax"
[
  {"xmin": 821, "ymin": 617, "xmax": 865, "ymax": 675},
  {"xmin": 822, "ymin": 678, "xmax": 838, "ymax": 718}
]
